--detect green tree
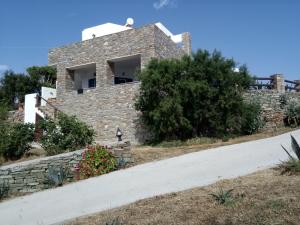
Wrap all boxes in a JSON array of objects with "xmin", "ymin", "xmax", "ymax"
[
  {"xmin": 0, "ymin": 70, "xmax": 33, "ymax": 108},
  {"xmin": 135, "ymin": 50, "xmax": 259, "ymax": 141},
  {"xmin": 26, "ymin": 66, "xmax": 57, "ymax": 88},
  {"xmin": 0, "ymin": 66, "xmax": 56, "ymax": 108}
]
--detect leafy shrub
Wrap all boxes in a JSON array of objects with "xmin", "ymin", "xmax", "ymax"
[
  {"xmin": 0, "ymin": 103, "xmax": 9, "ymax": 161},
  {"xmin": 135, "ymin": 50, "xmax": 259, "ymax": 142},
  {"xmin": 280, "ymin": 135, "xmax": 300, "ymax": 175},
  {"xmin": 0, "ymin": 122, "xmax": 34, "ymax": 160},
  {"xmin": 0, "ymin": 123, "xmax": 7, "ymax": 158},
  {"xmin": 284, "ymin": 102, "xmax": 300, "ymax": 127},
  {"xmin": 39, "ymin": 112, "xmax": 95, "ymax": 155},
  {"xmin": 279, "ymin": 94, "xmax": 288, "ymax": 109},
  {"xmin": 0, "ymin": 102, "xmax": 8, "ymax": 121},
  {"xmin": 240, "ymin": 101, "xmax": 264, "ymax": 135},
  {"xmin": 76, "ymin": 145, "xmax": 117, "ymax": 179}
]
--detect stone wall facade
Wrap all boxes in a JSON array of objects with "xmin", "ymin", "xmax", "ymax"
[
  {"xmin": 49, "ymin": 24, "xmax": 187, "ymax": 96},
  {"xmin": 53, "ymin": 82, "xmax": 146, "ymax": 144},
  {"xmin": 243, "ymin": 90, "xmax": 300, "ymax": 129},
  {"xmin": 48, "ymin": 24, "xmax": 188, "ymax": 144},
  {"xmin": 7, "ymin": 110, "xmax": 24, "ymax": 123},
  {"xmin": 0, "ymin": 142, "xmax": 132, "ymax": 194}
]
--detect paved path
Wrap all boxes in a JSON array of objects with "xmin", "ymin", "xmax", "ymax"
[{"xmin": 1, "ymin": 129, "xmax": 300, "ymax": 225}]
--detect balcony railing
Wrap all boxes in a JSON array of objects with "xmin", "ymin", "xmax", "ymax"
[
  {"xmin": 285, "ymin": 79, "xmax": 299, "ymax": 92},
  {"xmin": 250, "ymin": 75, "xmax": 299, "ymax": 92},
  {"xmin": 250, "ymin": 77, "xmax": 274, "ymax": 90}
]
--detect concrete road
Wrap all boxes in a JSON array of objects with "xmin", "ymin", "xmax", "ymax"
[{"xmin": 0, "ymin": 129, "xmax": 299, "ymax": 225}]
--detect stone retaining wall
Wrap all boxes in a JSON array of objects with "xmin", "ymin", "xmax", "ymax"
[
  {"xmin": 243, "ymin": 90, "xmax": 300, "ymax": 129},
  {"xmin": 0, "ymin": 141, "xmax": 132, "ymax": 194}
]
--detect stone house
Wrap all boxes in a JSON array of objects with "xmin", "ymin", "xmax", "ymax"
[{"xmin": 47, "ymin": 19, "xmax": 192, "ymax": 144}]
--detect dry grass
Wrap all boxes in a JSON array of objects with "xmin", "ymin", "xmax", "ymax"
[
  {"xmin": 66, "ymin": 169, "xmax": 300, "ymax": 225},
  {"xmin": 130, "ymin": 127, "xmax": 298, "ymax": 166}
]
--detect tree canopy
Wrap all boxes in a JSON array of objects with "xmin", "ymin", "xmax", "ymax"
[
  {"xmin": 135, "ymin": 50, "xmax": 260, "ymax": 141},
  {"xmin": 26, "ymin": 66, "xmax": 57, "ymax": 88},
  {"xmin": 0, "ymin": 66, "xmax": 56, "ymax": 108}
]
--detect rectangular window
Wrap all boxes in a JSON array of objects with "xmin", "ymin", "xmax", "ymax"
[
  {"xmin": 107, "ymin": 54, "xmax": 141, "ymax": 85},
  {"xmin": 88, "ymin": 78, "xmax": 96, "ymax": 88},
  {"xmin": 114, "ymin": 77, "xmax": 133, "ymax": 85}
]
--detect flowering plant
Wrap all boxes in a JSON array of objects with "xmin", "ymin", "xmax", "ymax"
[{"xmin": 76, "ymin": 145, "xmax": 117, "ymax": 179}]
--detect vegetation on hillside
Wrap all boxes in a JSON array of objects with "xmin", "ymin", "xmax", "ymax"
[
  {"xmin": 0, "ymin": 123, "xmax": 35, "ymax": 160},
  {"xmin": 0, "ymin": 66, "xmax": 56, "ymax": 162},
  {"xmin": 136, "ymin": 50, "xmax": 262, "ymax": 141},
  {"xmin": 0, "ymin": 103, "xmax": 34, "ymax": 161},
  {"xmin": 285, "ymin": 101, "xmax": 300, "ymax": 127}
]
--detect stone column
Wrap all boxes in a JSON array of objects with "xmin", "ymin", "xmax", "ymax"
[
  {"xmin": 271, "ymin": 74, "xmax": 285, "ymax": 93},
  {"xmin": 182, "ymin": 32, "xmax": 192, "ymax": 56},
  {"xmin": 56, "ymin": 65, "xmax": 74, "ymax": 99},
  {"xmin": 105, "ymin": 62, "xmax": 114, "ymax": 85}
]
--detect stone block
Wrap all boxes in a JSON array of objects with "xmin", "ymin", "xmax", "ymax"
[
  {"xmin": 0, "ymin": 170, "xmax": 9, "ymax": 175},
  {"xmin": 0, "ymin": 175, "xmax": 13, "ymax": 179},
  {"xmin": 28, "ymin": 182, "xmax": 39, "ymax": 186},
  {"xmin": 14, "ymin": 179, "xmax": 24, "ymax": 184},
  {"xmin": 24, "ymin": 178, "xmax": 36, "ymax": 183},
  {"xmin": 31, "ymin": 169, "xmax": 45, "ymax": 173}
]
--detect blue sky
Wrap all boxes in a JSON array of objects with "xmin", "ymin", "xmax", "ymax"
[{"xmin": 0, "ymin": 0, "xmax": 299, "ymax": 80}]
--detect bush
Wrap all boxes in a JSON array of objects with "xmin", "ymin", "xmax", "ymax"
[
  {"xmin": 76, "ymin": 145, "xmax": 117, "ymax": 179},
  {"xmin": 240, "ymin": 101, "xmax": 264, "ymax": 135},
  {"xmin": 135, "ymin": 50, "xmax": 259, "ymax": 141},
  {"xmin": 0, "ymin": 122, "xmax": 34, "ymax": 160},
  {"xmin": 279, "ymin": 94, "xmax": 288, "ymax": 109},
  {"xmin": 39, "ymin": 112, "xmax": 95, "ymax": 155},
  {"xmin": 0, "ymin": 102, "xmax": 8, "ymax": 121},
  {"xmin": 284, "ymin": 101, "xmax": 300, "ymax": 127}
]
